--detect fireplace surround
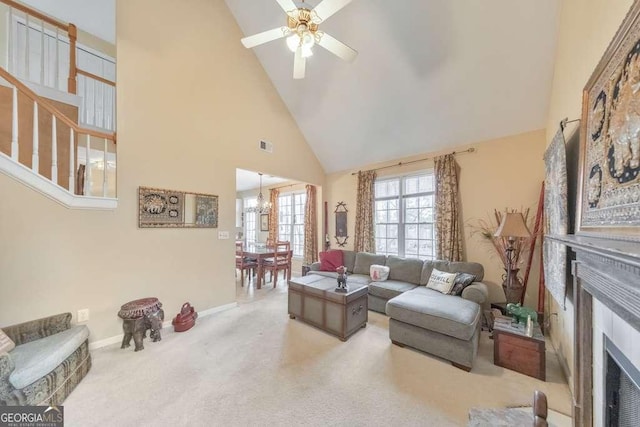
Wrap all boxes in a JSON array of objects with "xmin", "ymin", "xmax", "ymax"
[{"xmin": 551, "ymin": 235, "xmax": 640, "ymax": 426}]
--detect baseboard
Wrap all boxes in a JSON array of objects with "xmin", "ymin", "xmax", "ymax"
[{"xmin": 88, "ymin": 301, "xmax": 238, "ymax": 350}]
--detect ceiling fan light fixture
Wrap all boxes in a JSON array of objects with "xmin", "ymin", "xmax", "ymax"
[{"xmin": 286, "ymin": 34, "xmax": 300, "ymax": 52}]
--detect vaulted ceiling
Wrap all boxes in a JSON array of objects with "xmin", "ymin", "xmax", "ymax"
[{"xmin": 225, "ymin": 0, "xmax": 560, "ymax": 173}]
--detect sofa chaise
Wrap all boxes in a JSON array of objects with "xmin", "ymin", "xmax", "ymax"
[
  {"xmin": 308, "ymin": 250, "xmax": 488, "ymax": 370},
  {"xmin": 0, "ymin": 313, "xmax": 91, "ymax": 405}
]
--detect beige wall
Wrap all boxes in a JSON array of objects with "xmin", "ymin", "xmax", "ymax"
[
  {"xmin": 325, "ymin": 129, "xmax": 547, "ymax": 306},
  {"xmin": 544, "ymin": 0, "xmax": 634, "ymax": 392},
  {"xmin": 0, "ymin": 0, "xmax": 324, "ymax": 342}
]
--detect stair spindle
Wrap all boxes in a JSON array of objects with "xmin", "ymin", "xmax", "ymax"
[
  {"xmin": 68, "ymin": 129, "xmax": 75, "ymax": 192},
  {"xmin": 40, "ymin": 19, "xmax": 44, "ymax": 85},
  {"xmin": 51, "ymin": 116, "xmax": 57, "ymax": 184},
  {"xmin": 25, "ymin": 14, "xmax": 29, "ymax": 78},
  {"xmin": 85, "ymin": 134, "xmax": 91, "ymax": 196},
  {"xmin": 102, "ymin": 138, "xmax": 108, "ymax": 197},
  {"xmin": 55, "ymin": 28, "xmax": 59, "ymax": 90},
  {"xmin": 8, "ymin": 8, "xmax": 13, "ymax": 74},
  {"xmin": 32, "ymin": 100, "xmax": 38, "ymax": 173},
  {"xmin": 11, "ymin": 86, "xmax": 19, "ymax": 160}
]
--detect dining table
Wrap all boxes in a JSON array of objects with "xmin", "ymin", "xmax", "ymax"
[{"xmin": 242, "ymin": 243, "xmax": 292, "ymax": 289}]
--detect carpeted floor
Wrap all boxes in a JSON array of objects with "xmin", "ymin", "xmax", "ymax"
[{"xmin": 64, "ymin": 280, "xmax": 571, "ymax": 426}]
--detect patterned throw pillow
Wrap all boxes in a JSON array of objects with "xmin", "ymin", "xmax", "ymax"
[
  {"xmin": 450, "ymin": 273, "xmax": 477, "ymax": 296},
  {"xmin": 0, "ymin": 329, "xmax": 15, "ymax": 353},
  {"xmin": 426, "ymin": 269, "xmax": 458, "ymax": 294},
  {"xmin": 370, "ymin": 264, "xmax": 390, "ymax": 282},
  {"xmin": 319, "ymin": 250, "xmax": 344, "ymax": 272}
]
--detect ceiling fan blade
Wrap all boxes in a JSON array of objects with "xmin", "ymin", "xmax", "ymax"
[
  {"xmin": 317, "ymin": 32, "xmax": 358, "ymax": 62},
  {"xmin": 293, "ymin": 47, "xmax": 306, "ymax": 79},
  {"xmin": 276, "ymin": 0, "xmax": 298, "ymax": 15},
  {"xmin": 312, "ymin": 0, "xmax": 353, "ymax": 23},
  {"xmin": 241, "ymin": 27, "xmax": 288, "ymax": 49}
]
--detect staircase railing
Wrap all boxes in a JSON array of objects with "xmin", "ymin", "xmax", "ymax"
[{"xmin": 0, "ymin": 65, "xmax": 116, "ymax": 197}]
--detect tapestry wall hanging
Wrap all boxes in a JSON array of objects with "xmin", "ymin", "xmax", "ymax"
[
  {"xmin": 578, "ymin": 4, "xmax": 640, "ymax": 238},
  {"xmin": 139, "ymin": 187, "xmax": 184, "ymax": 227},
  {"xmin": 543, "ymin": 127, "xmax": 569, "ymax": 308}
]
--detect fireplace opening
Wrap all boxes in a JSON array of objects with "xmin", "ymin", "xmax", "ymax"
[{"xmin": 605, "ymin": 336, "xmax": 640, "ymax": 426}]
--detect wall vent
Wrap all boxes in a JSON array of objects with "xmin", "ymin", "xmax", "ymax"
[{"xmin": 259, "ymin": 140, "xmax": 273, "ymax": 153}]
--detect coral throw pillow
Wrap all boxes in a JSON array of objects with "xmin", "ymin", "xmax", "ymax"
[
  {"xmin": 370, "ymin": 265, "xmax": 390, "ymax": 282},
  {"xmin": 319, "ymin": 250, "xmax": 344, "ymax": 272}
]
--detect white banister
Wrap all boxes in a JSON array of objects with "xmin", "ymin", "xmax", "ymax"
[
  {"xmin": 11, "ymin": 86, "xmax": 19, "ymax": 160},
  {"xmin": 68, "ymin": 128, "xmax": 75, "ymax": 192},
  {"xmin": 25, "ymin": 15, "xmax": 29, "ymax": 78},
  {"xmin": 51, "ymin": 116, "xmax": 57, "ymax": 184},
  {"xmin": 32, "ymin": 100, "xmax": 38, "ymax": 173},
  {"xmin": 8, "ymin": 8, "xmax": 13, "ymax": 74},
  {"xmin": 84, "ymin": 134, "xmax": 91, "ymax": 196},
  {"xmin": 40, "ymin": 20, "xmax": 44, "ymax": 85},
  {"xmin": 102, "ymin": 138, "xmax": 107, "ymax": 197},
  {"xmin": 55, "ymin": 28, "xmax": 59, "ymax": 90}
]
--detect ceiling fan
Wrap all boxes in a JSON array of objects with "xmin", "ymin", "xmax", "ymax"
[{"xmin": 240, "ymin": 0, "xmax": 358, "ymax": 79}]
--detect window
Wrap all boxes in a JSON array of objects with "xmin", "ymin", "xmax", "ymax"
[
  {"xmin": 278, "ymin": 192, "xmax": 306, "ymax": 258},
  {"xmin": 374, "ymin": 173, "xmax": 435, "ymax": 260},
  {"xmin": 244, "ymin": 198, "xmax": 257, "ymax": 244}
]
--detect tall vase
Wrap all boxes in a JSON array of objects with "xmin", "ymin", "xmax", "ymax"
[{"xmin": 502, "ymin": 268, "xmax": 524, "ymax": 304}]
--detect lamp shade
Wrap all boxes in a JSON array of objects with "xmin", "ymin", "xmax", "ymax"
[{"xmin": 494, "ymin": 212, "xmax": 531, "ymax": 238}]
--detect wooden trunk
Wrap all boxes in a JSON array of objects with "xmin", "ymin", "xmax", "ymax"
[
  {"xmin": 288, "ymin": 275, "xmax": 368, "ymax": 341},
  {"xmin": 494, "ymin": 325, "xmax": 546, "ymax": 380}
]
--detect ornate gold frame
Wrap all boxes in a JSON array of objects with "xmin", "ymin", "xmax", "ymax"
[{"xmin": 576, "ymin": 2, "xmax": 640, "ymax": 239}]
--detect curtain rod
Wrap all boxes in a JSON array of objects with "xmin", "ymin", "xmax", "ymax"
[
  {"xmin": 350, "ymin": 147, "xmax": 476, "ymax": 176},
  {"xmin": 560, "ymin": 117, "xmax": 580, "ymax": 132}
]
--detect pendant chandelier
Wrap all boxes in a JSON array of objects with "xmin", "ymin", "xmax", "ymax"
[{"xmin": 249, "ymin": 173, "xmax": 272, "ymax": 214}]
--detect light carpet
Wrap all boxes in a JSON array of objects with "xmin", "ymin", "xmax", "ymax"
[{"xmin": 64, "ymin": 283, "xmax": 571, "ymax": 426}]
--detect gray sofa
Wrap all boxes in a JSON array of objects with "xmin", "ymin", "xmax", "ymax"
[
  {"xmin": 0, "ymin": 313, "xmax": 91, "ymax": 405},
  {"xmin": 309, "ymin": 251, "xmax": 488, "ymax": 370}
]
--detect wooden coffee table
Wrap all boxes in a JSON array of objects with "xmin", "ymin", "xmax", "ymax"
[
  {"xmin": 493, "ymin": 319, "xmax": 545, "ymax": 380},
  {"xmin": 288, "ymin": 275, "xmax": 368, "ymax": 341}
]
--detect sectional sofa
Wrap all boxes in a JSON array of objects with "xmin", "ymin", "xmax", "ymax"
[{"xmin": 308, "ymin": 250, "xmax": 488, "ymax": 370}]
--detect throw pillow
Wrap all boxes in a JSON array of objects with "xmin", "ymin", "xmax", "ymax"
[
  {"xmin": 426, "ymin": 269, "xmax": 457, "ymax": 294},
  {"xmin": 0, "ymin": 329, "xmax": 15, "ymax": 353},
  {"xmin": 370, "ymin": 264, "xmax": 390, "ymax": 282},
  {"xmin": 319, "ymin": 250, "xmax": 344, "ymax": 272},
  {"xmin": 450, "ymin": 272, "xmax": 477, "ymax": 296}
]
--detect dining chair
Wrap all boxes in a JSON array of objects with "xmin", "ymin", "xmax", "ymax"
[
  {"xmin": 261, "ymin": 241, "xmax": 291, "ymax": 287},
  {"xmin": 236, "ymin": 241, "xmax": 257, "ymax": 286}
]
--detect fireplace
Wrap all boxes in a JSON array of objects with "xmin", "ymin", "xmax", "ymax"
[
  {"xmin": 551, "ymin": 234, "xmax": 640, "ymax": 426},
  {"xmin": 604, "ymin": 336, "xmax": 640, "ymax": 426}
]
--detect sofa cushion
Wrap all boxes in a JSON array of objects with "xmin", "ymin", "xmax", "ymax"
[
  {"xmin": 319, "ymin": 250, "xmax": 344, "ymax": 272},
  {"xmin": 370, "ymin": 264, "xmax": 390, "ymax": 282},
  {"xmin": 346, "ymin": 274, "xmax": 372, "ymax": 286},
  {"xmin": 369, "ymin": 280, "xmax": 418, "ymax": 300},
  {"xmin": 386, "ymin": 287, "xmax": 481, "ymax": 341},
  {"xmin": 342, "ymin": 251, "xmax": 357, "ymax": 273},
  {"xmin": 0, "ymin": 329, "xmax": 15, "ymax": 353},
  {"xmin": 353, "ymin": 252, "xmax": 387, "ymax": 275},
  {"xmin": 386, "ymin": 256, "xmax": 424, "ymax": 284},
  {"xmin": 9, "ymin": 325, "xmax": 89, "ymax": 389},
  {"xmin": 420, "ymin": 261, "xmax": 484, "ymax": 285},
  {"xmin": 425, "ymin": 269, "xmax": 457, "ymax": 294}
]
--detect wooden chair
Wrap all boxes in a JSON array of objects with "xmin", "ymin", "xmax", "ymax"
[
  {"xmin": 262, "ymin": 241, "xmax": 291, "ymax": 287},
  {"xmin": 236, "ymin": 242, "xmax": 257, "ymax": 286}
]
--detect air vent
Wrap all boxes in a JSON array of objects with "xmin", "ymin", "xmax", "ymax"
[{"xmin": 259, "ymin": 140, "xmax": 273, "ymax": 153}]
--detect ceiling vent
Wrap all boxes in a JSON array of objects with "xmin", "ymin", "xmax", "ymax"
[{"xmin": 259, "ymin": 140, "xmax": 273, "ymax": 153}]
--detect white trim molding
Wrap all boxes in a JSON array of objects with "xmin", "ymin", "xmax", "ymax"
[
  {"xmin": 88, "ymin": 302, "xmax": 239, "ymax": 350},
  {"xmin": 0, "ymin": 152, "xmax": 117, "ymax": 210}
]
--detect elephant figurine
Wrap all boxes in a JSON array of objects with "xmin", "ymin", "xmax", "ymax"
[
  {"xmin": 506, "ymin": 303, "xmax": 538, "ymax": 325},
  {"xmin": 121, "ymin": 317, "xmax": 147, "ymax": 351},
  {"xmin": 145, "ymin": 309, "xmax": 164, "ymax": 342}
]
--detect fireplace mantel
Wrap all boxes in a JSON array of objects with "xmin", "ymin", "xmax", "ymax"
[{"xmin": 548, "ymin": 234, "xmax": 640, "ymax": 427}]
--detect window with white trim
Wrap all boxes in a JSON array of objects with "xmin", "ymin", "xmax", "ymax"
[
  {"xmin": 278, "ymin": 192, "xmax": 306, "ymax": 258},
  {"xmin": 374, "ymin": 173, "xmax": 435, "ymax": 260},
  {"xmin": 244, "ymin": 198, "xmax": 257, "ymax": 244}
]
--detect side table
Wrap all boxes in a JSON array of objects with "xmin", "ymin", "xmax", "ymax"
[{"xmin": 493, "ymin": 320, "xmax": 545, "ymax": 380}]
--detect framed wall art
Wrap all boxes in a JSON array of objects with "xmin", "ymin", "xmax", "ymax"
[
  {"xmin": 138, "ymin": 186, "xmax": 218, "ymax": 228},
  {"xmin": 577, "ymin": 3, "xmax": 640, "ymax": 239},
  {"xmin": 260, "ymin": 214, "xmax": 270, "ymax": 232}
]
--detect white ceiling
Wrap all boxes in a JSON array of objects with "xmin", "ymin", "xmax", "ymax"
[
  {"xmin": 236, "ymin": 168, "xmax": 289, "ymax": 192},
  {"xmin": 225, "ymin": 0, "xmax": 560, "ymax": 173},
  {"xmin": 20, "ymin": 0, "xmax": 115, "ymax": 44}
]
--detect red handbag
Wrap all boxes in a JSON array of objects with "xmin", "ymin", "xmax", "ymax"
[{"xmin": 172, "ymin": 302, "xmax": 198, "ymax": 332}]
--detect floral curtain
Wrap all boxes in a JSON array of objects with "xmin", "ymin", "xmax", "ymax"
[
  {"xmin": 267, "ymin": 188, "xmax": 279, "ymax": 244},
  {"xmin": 303, "ymin": 185, "xmax": 318, "ymax": 265},
  {"xmin": 354, "ymin": 170, "xmax": 377, "ymax": 253},
  {"xmin": 434, "ymin": 154, "xmax": 463, "ymax": 261}
]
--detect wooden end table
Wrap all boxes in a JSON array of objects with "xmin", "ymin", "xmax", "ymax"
[{"xmin": 493, "ymin": 320, "xmax": 545, "ymax": 381}]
